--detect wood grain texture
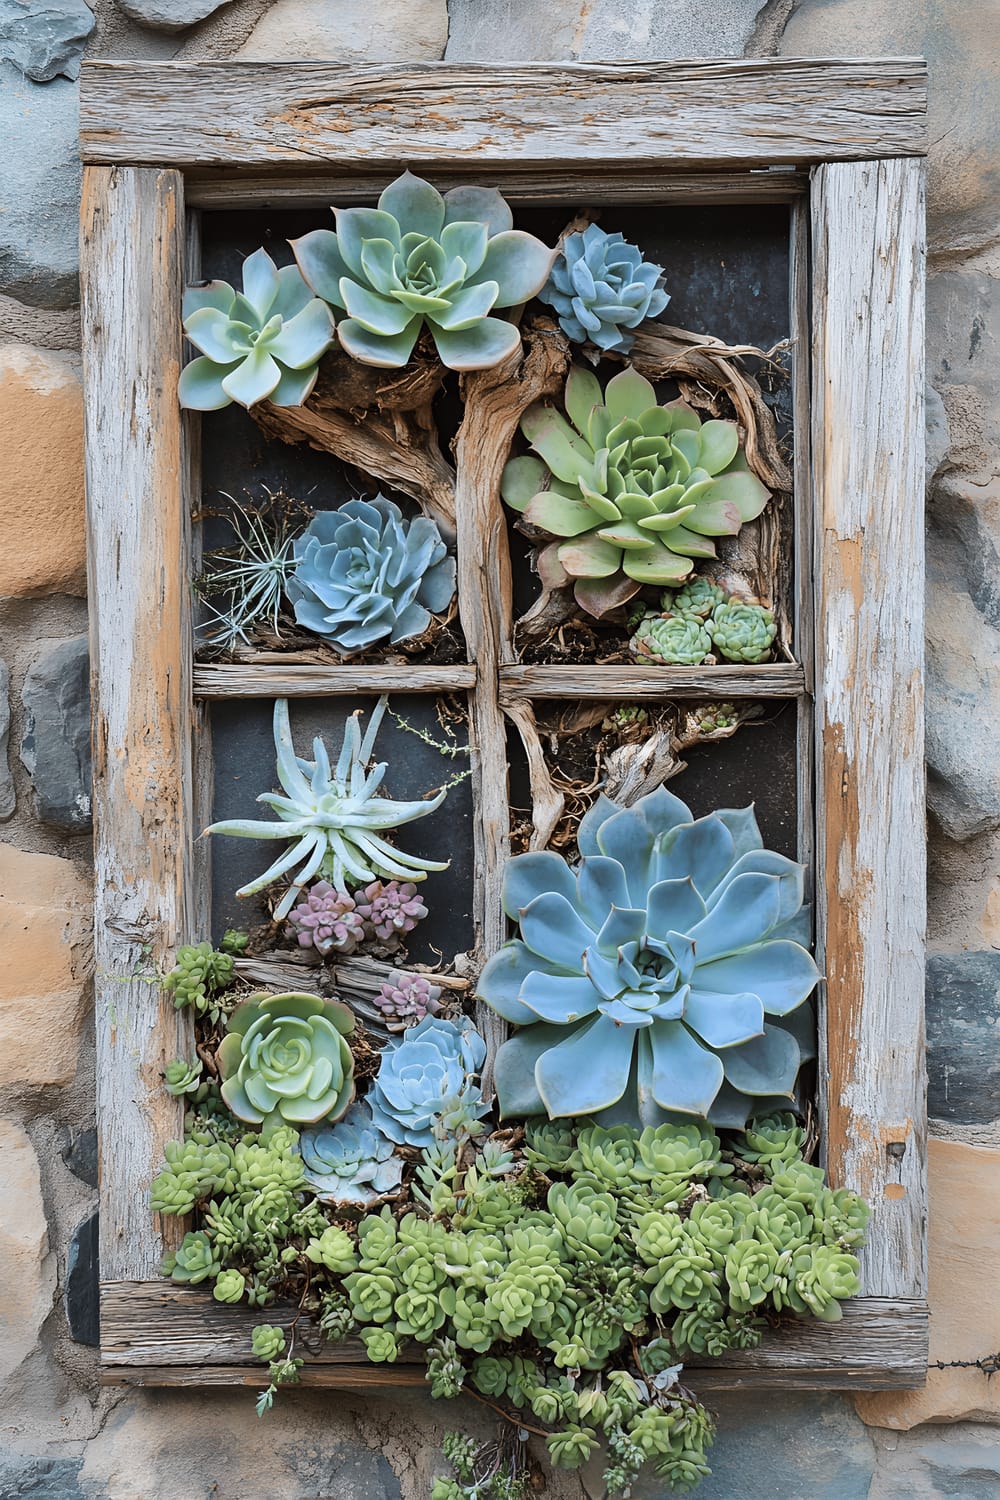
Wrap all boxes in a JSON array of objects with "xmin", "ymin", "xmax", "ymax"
[
  {"xmin": 499, "ymin": 664, "xmax": 804, "ymax": 704},
  {"xmin": 82, "ymin": 167, "xmax": 194, "ymax": 1278},
  {"xmin": 100, "ymin": 1282, "xmax": 928, "ymax": 1389},
  {"xmin": 185, "ymin": 168, "xmax": 807, "ymax": 212},
  {"xmin": 811, "ymin": 159, "xmax": 927, "ymax": 1299},
  {"xmin": 193, "ymin": 663, "xmax": 476, "ymax": 698},
  {"xmin": 79, "ymin": 60, "xmax": 927, "ymax": 170}
]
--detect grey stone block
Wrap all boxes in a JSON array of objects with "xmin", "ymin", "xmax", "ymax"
[
  {"xmin": 445, "ymin": 0, "xmax": 581, "ymax": 60},
  {"xmin": 64, "ymin": 1211, "xmax": 98, "ymax": 1347},
  {"xmin": 575, "ymin": 0, "xmax": 767, "ymax": 59},
  {"xmin": 288, "ymin": 1443, "xmax": 402, "ymax": 1499},
  {"xmin": 0, "ymin": 63, "xmax": 80, "ymax": 308},
  {"xmin": 20, "ymin": 635, "xmax": 91, "ymax": 832},
  {"xmin": 927, "ymin": 952, "xmax": 1000, "ymax": 1124},
  {"xmin": 62, "ymin": 1127, "xmax": 98, "ymax": 1189},
  {"xmin": 118, "ymin": 0, "xmax": 243, "ymax": 32},
  {"xmin": 0, "ymin": 658, "xmax": 13, "ymax": 820},
  {"xmin": 0, "ymin": 1453, "xmax": 84, "ymax": 1500},
  {"xmin": 0, "ymin": 0, "xmax": 95, "ymax": 83}
]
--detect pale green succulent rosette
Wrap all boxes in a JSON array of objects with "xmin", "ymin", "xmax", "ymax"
[
  {"xmin": 291, "ymin": 171, "xmax": 556, "ymax": 371},
  {"xmin": 477, "ymin": 785, "xmax": 819, "ymax": 1129},
  {"xmin": 707, "ymin": 601, "xmax": 778, "ymax": 663},
  {"xmin": 501, "ymin": 365, "xmax": 771, "ymax": 617},
  {"xmin": 204, "ymin": 696, "xmax": 449, "ymax": 920},
  {"xmin": 179, "ymin": 247, "xmax": 335, "ymax": 410},
  {"xmin": 631, "ymin": 613, "xmax": 712, "ymax": 665},
  {"xmin": 216, "ymin": 990, "xmax": 355, "ymax": 1130}
]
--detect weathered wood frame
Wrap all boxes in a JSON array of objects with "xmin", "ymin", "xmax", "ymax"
[{"xmin": 79, "ymin": 59, "xmax": 928, "ymax": 1390}]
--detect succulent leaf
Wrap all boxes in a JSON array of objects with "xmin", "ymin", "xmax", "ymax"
[{"xmin": 539, "ymin": 225, "xmax": 670, "ymax": 354}]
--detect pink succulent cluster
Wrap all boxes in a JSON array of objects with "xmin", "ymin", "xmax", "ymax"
[
  {"xmin": 373, "ymin": 970, "xmax": 444, "ymax": 1033},
  {"xmin": 286, "ymin": 881, "xmax": 367, "ymax": 956},
  {"xmin": 354, "ymin": 880, "xmax": 428, "ymax": 947}
]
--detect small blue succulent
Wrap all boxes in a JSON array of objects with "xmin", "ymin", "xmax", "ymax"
[
  {"xmin": 286, "ymin": 496, "xmax": 456, "ymax": 653},
  {"xmin": 367, "ymin": 1015, "xmax": 489, "ymax": 1148},
  {"xmin": 300, "ymin": 1103, "xmax": 403, "ymax": 1207},
  {"xmin": 538, "ymin": 225, "xmax": 669, "ymax": 354}
]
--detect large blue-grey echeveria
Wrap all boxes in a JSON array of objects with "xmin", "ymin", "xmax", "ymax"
[
  {"xmin": 538, "ymin": 224, "xmax": 669, "ymax": 354},
  {"xmin": 367, "ymin": 1015, "xmax": 489, "ymax": 1148},
  {"xmin": 286, "ymin": 495, "xmax": 455, "ymax": 653},
  {"xmin": 179, "ymin": 248, "xmax": 335, "ymax": 411},
  {"xmin": 291, "ymin": 171, "xmax": 556, "ymax": 371},
  {"xmin": 478, "ymin": 786, "xmax": 818, "ymax": 1130}
]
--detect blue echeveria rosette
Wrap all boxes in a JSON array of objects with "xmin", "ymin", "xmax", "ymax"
[
  {"xmin": 366, "ymin": 1015, "xmax": 489, "ymax": 1148},
  {"xmin": 476, "ymin": 786, "xmax": 819, "ymax": 1130},
  {"xmin": 299, "ymin": 1101, "xmax": 403, "ymax": 1207},
  {"xmin": 538, "ymin": 224, "xmax": 669, "ymax": 355},
  {"xmin": 285, "ymin": 496, "xmax": 456, "ymax": 653}
]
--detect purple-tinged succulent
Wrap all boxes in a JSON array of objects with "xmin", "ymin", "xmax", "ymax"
[
  {"xmin": 286, "ymin": 881, "xmax": 367, "ymax": 956},
  {"xmin": 373, "ymin": 970, "xmax": 444, "ymax": 1032},
  {"xmin": 356, "ymin": 880, "xmax": 428, "ymax": 946}
]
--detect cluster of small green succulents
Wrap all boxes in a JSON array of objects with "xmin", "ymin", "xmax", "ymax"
[
  {"xmin": 154, "ymin": 1098, "xmax": 866, "ymax": 1498},
  {"xmin": 629, "ymin": 579, "xmax": 778, "ymax": 667}
]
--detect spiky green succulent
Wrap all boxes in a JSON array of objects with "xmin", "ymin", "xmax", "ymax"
[
  {"xmin": 501, "ymin": 366, "xmax": 770, "ymax": 617},
  {"xmin": 204, "ymin": 696, "xmax": 448, "ymax": 920},
  {"xmin": 216, "ymin": 991, "xmax": 355, "ymax": 1130},
  {"xmin": 706, "ymin": 601, "xmax": 777, "ymax": 663},
  {"xmin": 292, "ymin": 171, "xmax": 555, "ymax": 370},
  {"xmin": 478, "ymin": 784, "xmax": 819, "ymax": 1129},
  {"xmin": 180, "ymin": 248, "xmax": 335, "ymax": 410}
]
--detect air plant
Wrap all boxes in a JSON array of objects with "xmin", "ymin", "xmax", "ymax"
[
  {"xmin": 196, "ymin": 497, "xmax": 301, "ymax": 655},
  {"xmin": 291, "ymin": 170, "xmax": 556, "ymax": 370},
  {"xmin": 204, "ymin": 697, "xmax": 449, "ymax": 920}
]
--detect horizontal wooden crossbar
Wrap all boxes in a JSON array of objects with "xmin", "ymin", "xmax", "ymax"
[
  {"xmin": 79, "ymin": 59, "xmax": 927, "ymax": 170},
  {"xmin": 100, "ymin": 1283, "xmax": 928, "ymax": 1390},
  {"xmin": 192, "ymin": 663, "xmax": 477, "ymax": 697}
]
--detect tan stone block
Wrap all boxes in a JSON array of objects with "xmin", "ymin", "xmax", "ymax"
[
  {"xmin": 0, "ymin": 344, "xmax": 86, "ymax": 598},
  {"xmin": 856, "ymin": 1138, "xmax": 1000, "ymax": 1428},
  {"xmin": 0, "ymin": 842, "xmax": 90, "ymax": 1086},
  {"xmin": 0, "ymin": 1119, "xmax": 56, "ymax": 1384}
]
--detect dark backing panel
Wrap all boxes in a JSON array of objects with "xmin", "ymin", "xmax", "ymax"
[{"xmin": 209, "ymin": 696, "xmax": 475, "ymax": 961}]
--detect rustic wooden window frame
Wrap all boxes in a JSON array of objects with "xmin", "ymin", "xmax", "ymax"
[{"xmin": 79, "ymin": 58, "xmax": 929, "ymax": 1392}]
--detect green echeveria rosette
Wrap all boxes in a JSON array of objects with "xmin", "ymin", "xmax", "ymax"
[
  {"xmin": 286, "ymin": 496, "xmax": 456, "ymax": 653},
  {"xmin": 707, "ymin": 601, "xmax": 777, "ymax": 663},
  {"xmin": 216, "ymin": 991, "xmax": 355, "ymax": 1131},
  {"xmin": 673, "ymin": 576, "xmax": 727, "ymax": 619},
  {"xmin": 291, "ymin": 170, "xmax": 556, "ymax": 371},
  {"xmin": 366, "ymin": 1014, "xmax": 489, "ymax": 1148},
  {"xmin": 501, "ymin": 365, "xmax": 770, "ymax": 618},
  {"xmin": 179, "ymin": 248, "xmax": 335, "ymax": 411},
  {"xmin": 631, "ymin": 613, "xmax": 712, "ymax": 666},
  {"xmin": 477, "ymin": 784, "xmax": 819, "ymax": 1129}
]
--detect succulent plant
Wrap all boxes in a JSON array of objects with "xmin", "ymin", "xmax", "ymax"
[
  {"xmin": 672, "ymin": 576, "xmax": 727, "ymax": 619},
  {"xmin": 251, "ymin": 1324, "xmax": 286, "ymax": 1361},
  {"xmin": 286, "ymin": 497, "xmax": 456, "ymax": 653},
  {"xmin": 166, "ymin": 1231, "xmax": 221, "ymax": 1286},
  {"xmin": 299, "ymin": 1103, "xmax": 404, "ymax": 1207},
  {"xmin": 205, "ymin": 696, "xmax": 448, "ymax": 920},
  {"xmin": 286, "ymin": 881, "xmax": 367, "ymax": 956},
  {"xmin": 630, "ymin": 612, "xmax": 712, "ymax": 665},
  {"xmin": 539, "ymin": 224, "xmax": 669, "ymax": 355},
  {"xmin": 501, "ymin": 365, "xmax": 770, "ymax": 617},
  {"xmin": 162, "ymin": 942, "xmax": 235, "ymax": 1013},
  {"xmin": 164, "ymin": 1057, "xmax": 204, "ymax": 1097},
  {"xmin": 213, "ymin": 1269, "xmax": 247, "ymax": 1304},
  {"xmin": 197, "ymin": 501, "xmax": 300, "ymax": 655},
  {"xmin": 706, "ymin": 601, "xmax": 777, "ymax": 663},
  {"xmin": 216, "ymin": 991, "xmax": 355, "ymax": 1130},
  {"xmin": 179, "ymin": 248, "xmax": 335, "ymax": 410},
  {"xmin": 734, "ymin": 1111, "xmax": 806, "ymax": 1168},
  {"xmin": 373, "ymin": 970, "xmax": 444, "ymax": 1032},
  {"xmin": 354, "ymin": 879, "xmax": 429, "ymax": 946},
  {"xmin": 478, "ymin": 784, "xmax": 819, "ymax": 1128},
  {"xmin": 689, "ymin": 702, "xmax": 739, "ymax": 734},
  {"xmin": 367, "ymin": 1014, "xmax": 489, "ymax": 1148},
  {"xmin": 292, "ymin": 171, "xmax": 556, "ymax": 370}
]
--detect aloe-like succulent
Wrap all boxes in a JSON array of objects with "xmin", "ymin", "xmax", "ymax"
[
  {"xmin": 300, "ymin": 1103, "xmax": 403, "ymax": 1207},
  {"xmin": 477, "ymin": 785, "xmax": 818, "ymax": 1128},
  {"xmin": 538, "ymin": 224, "xmax": 669, "ymax": 354},
  {"xmin": 501, "ymin": 366, "xmax": 770, "ymax": 617},
  {"xmin": 205, "ymin": 697, "xmax": 448, "ymax": 920},
  {"xmin": 286, "ymin": 497, "xmax": 456, "ymax": 653},
  {"xmin": 179, "ymin": 248, "xmax": 335, "ymax": 410},
  {"xmin": 707, "ymin": 602, "xmax": 777, "ymax": 663},
  {"xmin": 217, "ymin": 990, "xmax": 355, "ymax": 1130},
  {"xmin": 292, "ymin": 171, "xmax": 556, "ymax": 371}
]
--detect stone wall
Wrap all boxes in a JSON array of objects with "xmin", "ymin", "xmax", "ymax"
[{"xmin": 0, "ymin": 2, "xmax": 997, "ymax": 1496}]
